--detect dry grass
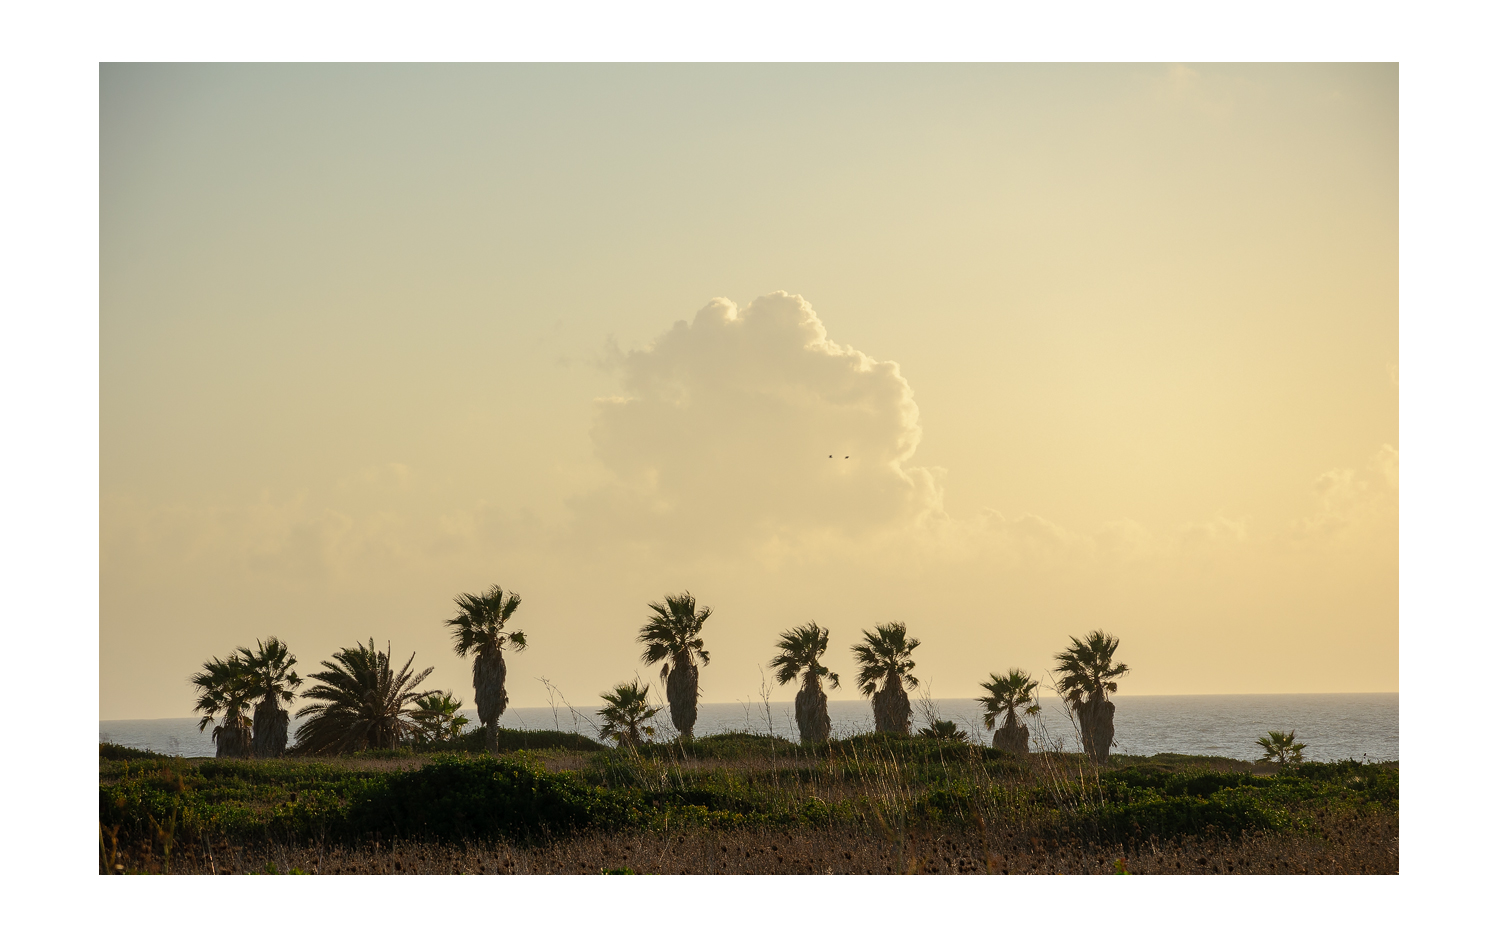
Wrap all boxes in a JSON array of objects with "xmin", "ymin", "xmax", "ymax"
[{"xmin": 141, "ymin": 810, "xmax": 1396, "ymax": 875}]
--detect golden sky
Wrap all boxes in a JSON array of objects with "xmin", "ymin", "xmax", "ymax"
[{"xmin": 101, "ymin": 64, "xmax": 1396, "ymax": 719}]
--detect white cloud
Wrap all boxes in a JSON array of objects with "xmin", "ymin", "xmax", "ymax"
[{"xmin": 571, "ymin": 292, "xmax": 944, "ymax": 555}]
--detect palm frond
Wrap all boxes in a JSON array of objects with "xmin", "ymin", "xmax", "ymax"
[
  {"xmin": 233, "ymin": 637, "xmax": 302, "ymax": 710},
  {"xmin": 292, "ymin": 639, "xmax": 436, "ymax": 754},
  {"xmin": 770, "ymin": 622, "xmax": 837, "ymax": 687},
  {"xmin": 976, "ymin": 668, "xmax": 1039, "ymax": 730},
  {"xmin": 191, "ymin": 654, "xmax": 255, "ymax": 733},
  {"xmin": 597, "ymin": 679, "xmax": 662, "ymax": 745},
  {"xmin": 638, "ymin": 591, "xmax": 712, "ymax": 668},
  {"xmin": 850, "ymin": 622, "xmax": 920, "ymax": 697},
  {"xmin": 1053, "ymin": 631, "xmax": 1128, "ymax": 704},
  {"xmin": 412, "ymin": 690, "xmax": 469, "ymax": 743},
  {"xmin": 447, "ymin": 585, "xmax": 525, "ymax": 659}
]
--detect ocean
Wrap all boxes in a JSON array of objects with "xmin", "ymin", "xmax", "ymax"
[{"xmin": 101, "ymin": 692, "xmax": 1397, "ymax": 763}]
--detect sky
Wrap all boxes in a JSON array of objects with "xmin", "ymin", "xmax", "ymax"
[{"xmin": 100, "ymin": 63, "xmax": 1397, "ymax": 720}]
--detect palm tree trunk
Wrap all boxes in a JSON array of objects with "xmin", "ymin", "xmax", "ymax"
[
  {"xmin": 215, "ymin": 718, "xmax": 252, "ymax": 758},
  {"xmin": 1075, "ymin": 695, "xmax": 1115, "ymax": 765},
  {"xmin": 794, "ymin": 674, "xmax": 831, "ymax": 744},
  {"xmin": 666, "ymin": 655, "xmax": 698, "ymax": 740},
  {"xmin": 473, "ymin": 650, "xmax": 508, "ymax": 752},
  {"xmin": 993, "ymin": 710, "xmax": 1030, "ymax": 754},
  {"xmin": 251, "ymin": 700, "xmax": 288, "ymax": 757},
  {"xmin": 872, "ymin": 676, "xmax": 911, "ymax": 736}
]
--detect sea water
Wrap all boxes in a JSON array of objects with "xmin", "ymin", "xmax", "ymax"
[{"xmin": 101, "ymin": 692, "xmax": 1397, "ymax": 763}]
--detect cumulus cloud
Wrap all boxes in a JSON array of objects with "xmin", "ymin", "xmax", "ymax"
[{"xmin": 571, "ymin": 292, "xmax": 944, "ymax": 554}]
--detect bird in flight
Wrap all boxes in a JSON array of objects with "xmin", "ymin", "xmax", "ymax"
[{"xmin": 828, "ymin": 455, "xmax": 850, "ymax": 459}]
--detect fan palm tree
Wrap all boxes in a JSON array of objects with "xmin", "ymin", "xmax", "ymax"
[
  {"xmin": 190, "ymin": 654, "xmax": 254, "ymax": 758},
  {"xmin": 413, "ymin": 691, "xmax": 471, "ymax": 744},
  {"xmin": 447, "ymin": 584, "xmax": 527, "ymax": 752},
  {"xmin": 597, "ymin": 679, "xmax": 662, "ymax": 747},
  {"xmin": 639, "ymin": 592, "xmax": 711, "ymax": 740},
  {"xmin": 235, "ymin": 637, "xmax": 301, "ymax": 758},
  {"xmin": 918, "ymin": 719, "xmax": 969, "ymax": 741},
  {"xmin": 770, "ymin": 622, "xmax": 840, "ymax": 744},
  {"xmin": 1054, "ymin": 631, "xmax": 1129, "ymax": 765},
  {"xmin": 293, "ymin": 639, "xmax": 439, "ymax": 754},
  {"xmin": 851, "ymin": 622, "xmax": 920, "ymax": 736},
  {"xmin": 1255, "ymin": 730, "xmax": 1307, "ymax": 768},
  {"xmin": 977, "ymin": 669, "xmax": 1041, "ymax": 755}
]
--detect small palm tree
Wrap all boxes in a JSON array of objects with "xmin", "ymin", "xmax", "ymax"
[
  {"xmin": 191, "ymin": 654, "xmax": 254, "ymax": 758},
  {"xmin": 235, "ymin": 637, "xmax": 301, "ymax": 758},
  {"xmin": 977, "ymin": 669, "xmax": 1041, "ymax": 755},
  {"xmin": 413, "ymin": 691, "xmax": 471, "ymax": 744},
  {"xmin": 1255, "ymin": 730, "xmax": 1307, "ymax": 768},
  {"xmin": 597, "ymin": 679, "xmax": 662, "ymax": 747},
  {"xmin": 1054, "ymin": 631, "xmax": 1129, "ymax": 765},
  {"xmin": 447, "ymin": 584, "xmax": 527, "ymax": 752},
  {"xmin": 293, "ymin": 639, "xmax": 438, "ymax": 754},
  {"xmin": 770, "ymin": 622, "xmax": 841, "ymax": 744},
  {"xmin": 851, "ymin": 622, "xmax": 920, "ymax": 736},
  {"xmin": 918, "ymin": 719, "xmax": 969, "ymax": 741},
  {"xmin": 639, "ymin": 592, "xmax": 711, "ymax": 740}
]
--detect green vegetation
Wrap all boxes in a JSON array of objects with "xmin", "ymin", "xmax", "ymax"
[
  {"xmin": 413, "ymin": 691, "xmax": 470, "ymax": 743},
  {"xmin": 596, "ymin": 680, "xmax": 661, "ymax": 746},
  {"xmin": 1256, "ymin": 729, "xmax": 1308, "ymax": 766},
  {"xmin": 419, "ymin": 725, "xmax": 607, "ymax": 754},
  {"xmin": 100, "ymin": 730, "xmax": 1397, "ymax": 874},
  {"xmin": 917, "ymin": 719, "xmax": 969, "ymax": 741}
]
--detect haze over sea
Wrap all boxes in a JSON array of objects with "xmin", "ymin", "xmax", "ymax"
[{"xmin": 102, "ymin": 692, "xmax": 1396, "ymax": 764}]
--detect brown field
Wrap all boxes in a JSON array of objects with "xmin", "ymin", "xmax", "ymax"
[{"xmin": 139, "ymin": 809, "xmax": 1396, "ymax": 876}]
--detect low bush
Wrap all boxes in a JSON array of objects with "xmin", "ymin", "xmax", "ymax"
[
  {"xmin": 1071, "ymin": 786, "xmax": 1290, "ymax": 843},
  {"xmin": 100, "ymin": 742, "xmax": 169, "ymax": 761},
  {"xmin": 417, "ymin": 726, "xmax": 605, "ymax": 754},
  {"xmin": 345, "ymin": 755, "xmax": 640, "ymax": 842}
]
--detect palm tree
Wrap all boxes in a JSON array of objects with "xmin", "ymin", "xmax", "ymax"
[
  {"xmin": 597, "ymin": 679, "xmax": 662, "ymax": 747},
  {"xmin": 918, "ymin": 719, "xmax": 969, "ymax": 741},
  {"xmin": 191, "ymin": 654, "xmax": 254, "ymax": 758},
  {"xmin": 413, "ymin": 691, "xmax": 471, "ymax": 744},
  {"xmin": 293, "ymin": 639, "xmax": 438, "ymax": 754},
  {"xmin": 770, "ymin": 622, "xmax": 840, "ymax": 744},
  {"xmin": 1255, "ymin": 730, "xmax": 1307, "ymax": 768},
  {"xmin": 977, "ymin": 669, "xmax": 1041, "ymax": 755},
  {"xmin": 447, "ymin": 584, "xmax": 527, "ymax": 752},
  {"xmin": 1053, "ymin": 631, "xmax": 1129, "ymax": 765},
  {"xmin": 235, "ymin": 637, "xmax": 301, "ymax": 758},
  {"xmin": 639, "ymin": 592, "xmax": 711, "ymax": 740},
  {"xmin": 851, "ymin": 622, "xmax": 920, "ymax": 736}
]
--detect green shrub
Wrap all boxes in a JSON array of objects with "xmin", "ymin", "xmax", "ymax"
[
  {"xmin": 100, "ymin": 742, "xmax": 169, "ymax": 761},
  {"xmin": 1072, "ymin": 787, "xmax": 1285, "ymax": 843},
  {"xmin": 417, "ymin": 726, "xmax": 605, "ymax": 754},
  {"xmin": 343, "ymin": 755, "xmax": 639, "ymax": 842}
]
